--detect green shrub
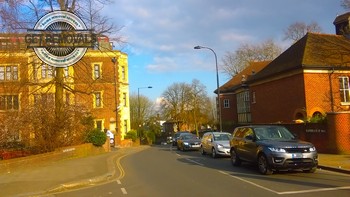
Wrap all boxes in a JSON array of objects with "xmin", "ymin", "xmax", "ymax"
[
  {"xmin": 86, "ymin": 128, "xmax": 107, "ymax": 146},
  {"xmin": 308, "ymin": 114, "xmax": 327, "ymax": 123},
  {"xmin": 124, "ymin": 130, "xmax": 138, "ymax": 142}
]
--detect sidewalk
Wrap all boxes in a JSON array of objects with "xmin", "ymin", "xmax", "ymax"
[
  {"xmin": 0, "ymin": 148, "xmax": 349, "ymax": 197},
  {"xmin": 318, "ymin": 153, "xmax": 350, "ymax": 174},
  {"xmin": 0, "ymin": 150, "xmax": 123, "ymax": 197}
]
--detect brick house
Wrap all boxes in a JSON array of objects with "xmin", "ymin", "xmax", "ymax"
[
  {"xmin": 219, "ymin": 13, "xmax": 350, "ymax": 153},
  {"xmin": 0, "ymin": 34, "xmax": 130, "ymax": 145}
]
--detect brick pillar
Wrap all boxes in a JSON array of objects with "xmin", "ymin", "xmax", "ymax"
[{"xmin": 327, "ymin": 112, "xmax": 350, "ymax": 154}]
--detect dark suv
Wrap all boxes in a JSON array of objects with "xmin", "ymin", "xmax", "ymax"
[
  {"xmin": 229, "ymin": 125, "xmax": 318, "ymax": 175},
  {"xmin": 172, "ymin": 131, "xmax": 190, "ymax": 146}
]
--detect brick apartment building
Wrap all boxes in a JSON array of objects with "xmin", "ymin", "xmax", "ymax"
[
  {"xmin": 218, "ymin": 13, "xmax": 350, "ymax": 153},
  {"xmin": 0, "ymin": 34, "xmax": 130, "ymax": 145}
]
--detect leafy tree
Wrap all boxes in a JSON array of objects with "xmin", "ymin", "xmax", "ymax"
[{"xmin": 222, "ymin": 40, "xmax": 281, "ymax": 78}]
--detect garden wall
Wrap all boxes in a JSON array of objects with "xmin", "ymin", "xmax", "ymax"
[{"xmin": 0, "ymin": 143, "xmax": 107, "ymax": 174}]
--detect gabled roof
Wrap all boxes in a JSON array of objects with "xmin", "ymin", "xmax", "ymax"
[
  {"xmin": 248, "ymin": 32, "xmax": 350, "ymax": 83},
  {"xmin": 218, "ymin": 61, "xmax": 270, "ymax": 93}
]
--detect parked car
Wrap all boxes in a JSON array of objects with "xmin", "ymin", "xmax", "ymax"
[
  {"xmin": 177, "ymin": 133, "xmax": 201, "ymax": 151},
  {"xmin": 172, "ymin": 131, "xmax": 190, "ymax": 146},
  {"xmin": 229, "ymin": 125, "xmax": 318, "ymax": 175},
  {"xmin": 200, "ymin": 131, "xmax": 231, "ymax": 158},
  {"xmin": 105, "ymin": 130, "xmax": 115, "ymax": 147}
]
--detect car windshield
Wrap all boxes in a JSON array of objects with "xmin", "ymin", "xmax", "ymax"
[
  {"xmin": 183, "ymin": 134, "xmax": 198, "ymax": 140},
  {"xmin": 213, "ymin": 133, "xmax": 231, "ymax": 141},
  {"xmin": 254, "ymin": 127, "xmax": 295, "ymax": 140}
]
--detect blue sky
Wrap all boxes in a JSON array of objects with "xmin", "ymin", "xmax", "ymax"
[{"xmin": 104, "ymin": 0, "xmax": 346, "ymax": 102}]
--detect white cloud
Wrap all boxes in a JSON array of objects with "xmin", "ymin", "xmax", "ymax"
[{"xmin": 104, "ymin": 0, "xmax": 344, "ymax": 100}]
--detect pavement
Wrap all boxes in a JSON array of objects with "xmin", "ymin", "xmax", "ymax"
[{"xmin": 0, "ymin": 146, "xmax": 349, "ymax": 197}]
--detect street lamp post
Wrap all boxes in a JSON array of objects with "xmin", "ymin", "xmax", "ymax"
[
  {"xmin": 194, "ymin": 45, "xmax": 222, "ymax": 132},
  {"xmin": 111, "ymin": 57, "xmax": 119, "ymax": 137},
  {"xmin": 137, "ymin": 86, "xmax": 152, "ymax": 139}
]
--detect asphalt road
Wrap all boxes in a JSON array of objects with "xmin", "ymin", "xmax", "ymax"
[{"xmin": 56, "ymin": 145, "xmax": 350, "ymax": 197}]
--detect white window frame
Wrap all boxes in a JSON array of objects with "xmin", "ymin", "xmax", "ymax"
[
  {"xmin": 339, "ymin": 76, "xmax": 350, "ymax": 105},
  {"xmin": 223, "ymin": 99, "xmax": 230, "ymax": 108}
]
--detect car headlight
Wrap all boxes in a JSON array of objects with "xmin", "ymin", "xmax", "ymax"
[
  {"xmin": 216, "ymin": 144, "xmax": 224, "ymax": 148},
  {"xmin": 309, "ymin": 146, "xmax": 316, "ymax": 152},
  {"xmin": 268, "ymin": 147, "xmax": 286, "ymax": 153},
  {"xmin": 184, "ymin": 142, "xmax": 189, "ymax": 145}
]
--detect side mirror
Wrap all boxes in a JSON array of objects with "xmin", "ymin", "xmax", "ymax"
[{"xmin": 292, "ymin": 133, "xmax": 298, "ymax": 139}]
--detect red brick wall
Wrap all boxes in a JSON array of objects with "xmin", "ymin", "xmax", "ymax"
[
  {"xmin": 74, "ymin": 55, "xmax": 119, "ymax": 130},
  {"xmin": 250, "ymin": 74, "xmax": 306, "ymax": 123},
  {"xmin": 220, "ymin": 93, "xmax": 237, "ymax": 130}
]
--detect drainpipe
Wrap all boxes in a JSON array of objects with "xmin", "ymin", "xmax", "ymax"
[{"xmin": 329, "ymin": 67, "xmax": 335, "ymax": 112}]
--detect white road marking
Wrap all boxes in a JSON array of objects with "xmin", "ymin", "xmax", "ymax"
[
  {"xmin": 278, "ymin": 186, "xmax": 350, "ymax": 195},
  {"xmin": 121, "ymin": 188, "xmax": 127, "ymax": 194},
  {"xmin": 219, "ymin": 171, "xmax": 278, "ymax": 194},
  {"xmin": 185, "ymin": 158, "xmax": 204, "ymax": 166},
  {"xmin": 219, "ymin": 171, "xmax": 350, "ymax": 195},
  {"xmin": 117, "ymin": 180, "xmax": 121, "ymax": 185}
]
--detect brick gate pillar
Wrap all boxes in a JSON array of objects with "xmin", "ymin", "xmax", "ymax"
[{"xmin": 327, "ymin": 112, "xmax": 350, "ymax": 154}]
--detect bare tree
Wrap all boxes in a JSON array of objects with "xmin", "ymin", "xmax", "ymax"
[
  {"xmin": 187, "ymin": 79, "xmax": 213, "ymax": 134},
  {"xmin": 160, "ymin": 80, "xmax": 213, "ymax": 133},
  {"xmin": 0, "ymin": 0, "xmax": 119, "ymax": 36},
  {"xmin": 222, "ymin": 39, "xmax": 281, "ymax": 78},
  {"xmin": 341, "ymin": 0, "xmax": 350, "ymax": 9},
  {"xmin": 283, "ymin": 22, "xmax": 322, "ymax": 42},
  {"xmin": 129, "ymin": 93, "xmax": 154, "ymax": 130},
  {"xmin": 0, "ymin": 0, "xmax": 124, "ymax": 151}
]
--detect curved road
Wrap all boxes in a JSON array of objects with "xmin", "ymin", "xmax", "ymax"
[{"xmin": 56, "ymin": 145, "xmax": 350, "ymax": 197}]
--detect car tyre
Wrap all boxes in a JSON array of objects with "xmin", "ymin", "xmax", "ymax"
[
  {"xmin": 181, "ymin": 145, "xmax": 185, "ymax": 151},
  {"xmin": 258, "ymin": 154, "xmax": 273, "ymax": 175},
  {"xmin": 211, "ymin": 148, "xmax": 217, "ymax": 158},
  {"xmin": 200, "ymin": 146, "xmax": 206, "ymax": 155},
  {"xmin": 230, "ymin": 149, "xmax": 241, "ymax": 166}
]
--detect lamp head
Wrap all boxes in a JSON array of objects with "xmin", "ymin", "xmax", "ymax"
[{"xmin": 194, "ymin": 46, "xmax": 202, "ymax": 49}]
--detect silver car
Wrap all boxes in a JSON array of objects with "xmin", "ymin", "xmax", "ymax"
[
  {"xmin": 200, "ymin": 132, "xmax": 231, "ymax": 158},
  {"xmin": 229, "ymin": 125, "xmax": 318, "ymax": 175}
]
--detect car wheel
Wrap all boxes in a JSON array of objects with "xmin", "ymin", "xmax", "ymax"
[
  {"xmin": 211, "ymin": 148, "xmax": 217, "ymax": 158},
  {"xmin": 181, "ymin": 144, "xmax": 185, "ymax": 151},
  {"xmin": 303, "ymin": 167, "xmax": 317, "ymax": 173},
  {"xmin": 200, "ymin": 146, "xmax": 206, "ymax": 155},
  {"xmin": 258, "ymin": 154, "xmax": 273, "ymax": 175},
  {"xmin": 230, "ymin": 149, "xmax": 241, "ymax": 166}
]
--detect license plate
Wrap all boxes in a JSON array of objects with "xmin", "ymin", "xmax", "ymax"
[
  {"xmin": 192, "ymin": 145, "xmax": 200, "ymax": 148},
  {"xmin": 291, "ymin": 153, "xmax": 303, "ymax": 158}
]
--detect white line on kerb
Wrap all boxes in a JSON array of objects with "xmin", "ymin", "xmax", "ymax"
[
  {"xmin": 218, "ymin": 171, "xmax": 350, "ymax": 195},
  {"xmin": 121, "ymin": 188, "xmax": 127, "ymax": 194}
]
